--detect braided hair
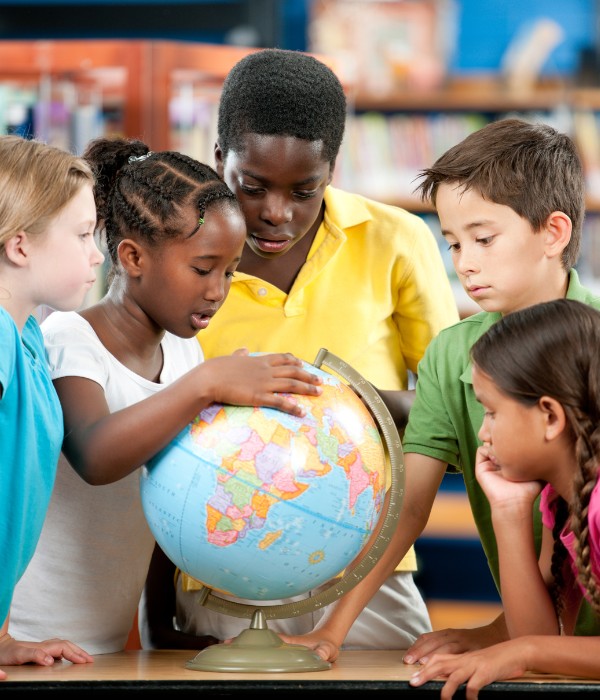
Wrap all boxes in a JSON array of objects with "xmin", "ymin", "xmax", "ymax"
[
  {"xmin": 471, "ymin": 298, "xmax": 600, "ymax": 618},
  {"xmin": 82, "ymin": 137, "xmax": 238, "ymax": 269}
]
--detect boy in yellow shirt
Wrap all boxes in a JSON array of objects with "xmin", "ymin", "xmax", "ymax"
[{"xmin": 140, "ymin": 48, "xmax": 458, "ymax": 652}]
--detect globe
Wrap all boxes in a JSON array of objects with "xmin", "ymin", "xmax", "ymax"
[{"xmin": 140, "ymin": 349, "xmax": 404, "ymax": 673}]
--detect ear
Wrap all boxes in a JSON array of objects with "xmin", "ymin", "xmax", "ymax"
[
  {"xmin": 326, "ymin": 160, "xmax": 335, "ymax": 186},
  {"xmin": 4, "ymin": 231, "xmax": 32, "ymax": 267},
  {"xmin": 214, "ymin": 143, "xmax": 224, "ymax": 178},
  {"xmin": 538, "ymin": 395, "xmax": 567, "ymax": 441},
  {"xmin": 543, "ymin": 211, "xmax": 571, "ymax": 260},
  {"xmin": 117, "ymin": 238, "xmax": 144, "ymax": 278}
]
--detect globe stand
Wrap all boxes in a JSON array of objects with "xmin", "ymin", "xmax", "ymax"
[
  {"xmin": 186, "ymin": 609, "xmax": 330, "ymax": 672},
  {"xmin": 185, "ymin": 348, "xmax": 405, "ymax": 674}
]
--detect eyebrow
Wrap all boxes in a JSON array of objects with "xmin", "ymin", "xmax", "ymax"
[
  {"xmin": 441, "ymin": 220, "xmax": 494, "ymax": 237},
  {"xmin": 239, "ymin": 168, "xmax": 321, "ymax": 187}
]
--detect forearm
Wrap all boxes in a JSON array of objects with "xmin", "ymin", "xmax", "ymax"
[
  {"xmin": 376, "ymin": 388, "xmax": 414, "ymax": 431},
  {"xmin": 519, "ymin": 635, "xmax": 600, "ymax": 678},
  {"xmin": 62, "ymin": 369, "xmax": 213, "ymax": 484},
  {"xmin": 494, "ymin": 513, "xmax": 557, "ymax": 637},
  {"xmin": 313, "ymin": 471, "xmax": 438, "ymax": 644}
]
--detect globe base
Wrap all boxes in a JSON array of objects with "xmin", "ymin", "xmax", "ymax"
[{"xmin": 185, "ymin": 609, "xmax": 331, "ymax": 673}]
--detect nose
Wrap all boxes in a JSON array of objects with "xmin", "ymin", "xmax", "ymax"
[
  {"xmin": 203, "ymin": 274, "xmax": 227, "ymax": 303},
  {"xmin": 260, "ymin": 192, "xmax": 292, "ymax": 226},
  {"xmin": 477, "ymin": 417, "xmax": 490, "ymax": 444},
  {"xmin": 92, "ymin": 241, "xmax": 105, "ymax": 267},
  {"xmin": 454, "ymin": 244, "xmax": 479, "ymax": 277}
]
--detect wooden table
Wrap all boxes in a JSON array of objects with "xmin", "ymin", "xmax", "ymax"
[{"xmin": 2, "ymin": 649, "xmax": 600, "ymax": 697}]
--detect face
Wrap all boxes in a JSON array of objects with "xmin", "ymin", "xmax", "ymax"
[
  {"xmin": 436, "ymin": 183, "xmax": 556, "ymax": 315},
  {"xmin": 133, "ymin": 202, "xmax": 246, "ymax": 338},
  {"xmin": 32, "ymin": 183, "xmax": 104, "ymax": 311},
  {"xmin": 473, "ymin": 364, "xmax": 553, "ymax": 482},
  {"xmin": 216, "ymin": 133, "xmax": 332, "ymax": 259}
]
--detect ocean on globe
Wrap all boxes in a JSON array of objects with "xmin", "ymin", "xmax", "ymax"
[{"xmin": 140, "ymin": 360, "xmax": 387, "ymax": 601}]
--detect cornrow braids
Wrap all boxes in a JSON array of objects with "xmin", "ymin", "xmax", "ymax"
[{"xmin": 83, "ymin": 137, "xmax": 237, "ymax": 267}]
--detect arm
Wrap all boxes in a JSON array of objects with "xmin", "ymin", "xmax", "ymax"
[
  {"xmin": 410, "ymin": 635, "xmax": 600, "ymax": 698},
  {"xmin": 377, "ymin": 388, "xmax": 414, "ymax": 432},
  {"xmin": 476, "ymin": 448, "xmax": 558, "ymax": 637},
  {"xmin": 139, "ymin": 544, "xmax": 218, "ymax": 650},
  {"xmin": 0, "ymin": 614, "xmax": 93, "ymax": 679},
  {"xmin": 58, "ymin": 352, "xmax": 322, "ymax": 485},
  {"xmin": 278, "ymin": 452, "xmax": 446, "ymax": 661}
]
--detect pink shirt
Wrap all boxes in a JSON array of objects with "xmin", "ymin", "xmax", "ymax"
[{"xmin": 540, "ymin": 479, "xmax": 600, "ymax": 599}]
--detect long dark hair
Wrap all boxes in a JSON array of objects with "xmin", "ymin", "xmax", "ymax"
[{"xmin": 471, "ymin": 298, "xmax": 600, "ymax": 617}]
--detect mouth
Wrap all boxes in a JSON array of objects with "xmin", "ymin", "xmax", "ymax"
[
  {"xmin": 191, "ymin": 310, "xmax": 216, "ymax": 331},
  {"xmin": 249, "ymin": 234, "xmax": 294, "ymax": 254},
  {"xmin": 466, "ymin": 284, "xmax": 488, "ymax": 297}
]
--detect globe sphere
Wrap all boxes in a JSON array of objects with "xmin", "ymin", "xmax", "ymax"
[{"xmin": 140, "ymin": 360, "xmax": 387, "ymax": 601}]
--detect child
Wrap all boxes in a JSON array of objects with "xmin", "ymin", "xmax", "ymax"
[
  {"xmin": 0, "ymin": 135, "xmax": 101, "ymax": 677},
  {"xmin": 410, "ymin": 298, "xmax": 600, "ymax": 697},
  {"xmin": 140, "ymin": 48, "xmax": 459, "ymax": 652},
  {"xmin": 275, "ymin": 117, "xmax": 600, "ymax": 663},
  {"xmin": 8, "ymin": 137, "xmax": 322, "ymax": 656}
]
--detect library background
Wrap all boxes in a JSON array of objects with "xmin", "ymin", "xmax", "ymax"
[{"xmin": 3, "ymin": 0, "xmax": 599, "ymax": 633}]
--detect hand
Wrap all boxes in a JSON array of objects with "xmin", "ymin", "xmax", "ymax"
[
  {"xmin": 475, "ymin": 446, "xmax": 543, "ymax": 514},
  {"xmin": 277, "ymin": 630, "xmax": 340, "ymax": 663},
  {"xmin": 409, "ymin": 639, "xmax": 531, "ymax": 700},
  {"xmin": 0, "ymin": 632, "xmax": 93, "ymax": 680},
  {"xmin": 205, "ymin": 351, "xmax": 322, "ymax": 417},
  {"xmin": 403, "ymin": 617, "xmax": 508, "ymax": 665}
]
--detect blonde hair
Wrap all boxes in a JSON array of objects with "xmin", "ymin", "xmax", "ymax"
[{"xmin": 0, "ymin": 135, "xmax": 94, "ymax": 253}]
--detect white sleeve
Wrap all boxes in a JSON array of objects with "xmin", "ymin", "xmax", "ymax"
[{"xmin": 41, "ymin": 312, "xmax": 110, "ymax": 388}]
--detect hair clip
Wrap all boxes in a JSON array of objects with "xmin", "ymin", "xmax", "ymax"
[
  {"xmin": 198, "ymin": 217, "xmax": 204, "ymax": 226},
  {"xmin": 128, "ymin": 152, "xmax": 153, "ymax": 164}
]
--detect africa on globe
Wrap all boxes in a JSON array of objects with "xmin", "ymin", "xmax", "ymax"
[{"xmin": 140, "ymin": 359, "xmax": 387, "ymax": 602}]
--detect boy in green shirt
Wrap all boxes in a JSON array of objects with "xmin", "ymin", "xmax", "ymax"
[{"xmin": 282, "ymin": 117, "xmax": 600, "ymax": 663}]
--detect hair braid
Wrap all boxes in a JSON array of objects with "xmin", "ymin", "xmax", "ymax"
[{"xmin": 82, "ymin": 137, "xmax": 240, "ymax": 269}]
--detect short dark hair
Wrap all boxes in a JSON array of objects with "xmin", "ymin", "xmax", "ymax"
[
  {"xmin": 415, "ymin": 118, "xmax": 585, "ymax": 270},
  {"xmin": 217, "ymin": 48, "xmax": 347, "ymax": 165}
]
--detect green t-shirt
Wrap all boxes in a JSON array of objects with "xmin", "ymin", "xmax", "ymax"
[{"xmin": 403, "ymin": 268, "xmax": 600, "ymax": 634}]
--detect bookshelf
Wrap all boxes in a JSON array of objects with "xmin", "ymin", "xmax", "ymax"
[
  {"xmin": 4, "ymin": 39, "xmax": 600, "ymax": 300},
  {"xmin": 0, "ymin": 40, "xmax": 258, "ymax": 154}
]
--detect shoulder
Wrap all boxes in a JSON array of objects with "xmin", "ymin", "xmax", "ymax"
[
  {"xmin": 424, "ymin": 311, "xmax": 498, "ymax": 357},
  {"xmin": 162, "ymin": 332, "xmax": 204, "ymax": 369},
  {"xmin": 324, "ymin": 186, "xmax": 429, "ymax": 233},
  {"xmin": 41, "ymin": 310, "xmax": 92, "ymax": 342}
]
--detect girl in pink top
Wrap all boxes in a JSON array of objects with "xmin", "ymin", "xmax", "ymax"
[{"xmin": 411, "ymin": 298, "xmax": 600, "ymax": 698}]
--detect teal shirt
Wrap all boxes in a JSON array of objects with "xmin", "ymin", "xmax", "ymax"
[
  {"xmin": 403, "ymin": 269, "xmax": 600, "ymax": 634},
  {"xmin": 0, "ymin": 309, "xmax": 63, "ymax": 625}
]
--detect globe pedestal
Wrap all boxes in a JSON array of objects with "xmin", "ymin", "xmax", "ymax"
[{"xmin": 186, "ymin": 609, "xmax": 330, "ymax": 672}]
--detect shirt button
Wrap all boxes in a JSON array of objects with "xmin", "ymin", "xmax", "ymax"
[{"xmin": 257, "ymin": 288, "xmax": 267, "ymax": 296}]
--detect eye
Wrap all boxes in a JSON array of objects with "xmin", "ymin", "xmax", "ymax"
[
  {"xmin": 225, "ymin": 270, "xmax": 236, "ymax": 279},
  {"xmin": 193, "ymin": 267, "xmax": 210, "ymax": 277},
  {"xmin": 477, "ymin": 235, "xmax": 494, "ymax": 246},
  {"xmin": 294, "ymin": 190, "xmax": 318, "ymax": 200},
  {"xmin": 447, "ymin": 242, "xmax": 460, "ymax": 252},
  {"xmin": 240, "ymin": 184, "xmax": 263, "ymax": 196}
]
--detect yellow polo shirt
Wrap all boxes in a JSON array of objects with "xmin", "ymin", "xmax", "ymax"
[{"xmin": 198, "ymin": 185, "xmax": 459, "ymax": 571}]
